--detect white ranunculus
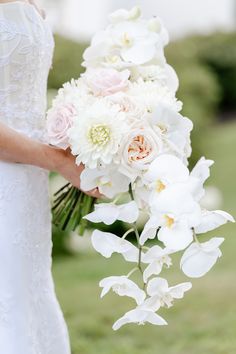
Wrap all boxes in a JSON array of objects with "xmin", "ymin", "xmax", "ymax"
[
  {"xmin": 195, "ymin": 210, "xmax": 235, "ymax": 234},
  {"xmin": 106, "ymin": 92, "xmax": 146, "ymax": 124},
  {"xmin": 91, "ymin": 230, "xmax": 140, "ymax": 262},
  {"xmin": 99, "ymin": 276, "xmax": 146, "ymax": 305},
  {"xmin": 142, "ymin": 245, "xmax": 173, "ymax": 283},
  {"xmin": 140, "ymin": 185, "xmax": 202, "ymax": 250},
  {"xmin": 180, "ymin": 237, "xmax": 224, "ymax": 278},
  {"xmin": 80, "ymin": 166, "xmax": 130, "ymax": 199},
  {"xmin": 118, "ymin": 126, "xmax": 163, "ymax": 180},
  {"xmin": 147, "ymin": 277, "xmax": 192, "ymax": 307},
  {"xmin": 127, "ymin": 79, "xmax": 182, "ymax": 113},
  {"xmin": 68, "ymin": 100, "xmax": 128, "ymax": 169},
  {"xmin": 112, "ymin": 308, "xmax": 167, "ymax": 330},
  {"xmin": 84, "ymin": 201, "xmax": 139, "ymax": 225},
  {"xmin": 130, "ymin": 64, "xmax": 179, "ymax": 93}
]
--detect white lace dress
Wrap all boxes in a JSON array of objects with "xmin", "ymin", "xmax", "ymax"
[{"xmin": 0, "ymin": 2, "xmax": 71, "ymax": 353}]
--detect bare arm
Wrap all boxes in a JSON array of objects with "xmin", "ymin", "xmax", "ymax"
[{"xmin": 0, "ymin": 122, "xmax": 100, "ymax": 197}]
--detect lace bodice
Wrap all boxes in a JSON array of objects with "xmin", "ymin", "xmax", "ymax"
[{"xmin": 0, "ymin": 1, "xmax": 54, "ymax": 141}]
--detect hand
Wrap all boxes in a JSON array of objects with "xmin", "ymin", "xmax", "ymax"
[{"xmin": 52, "ymin": 148, "xmax": 103, "ymax": 198}]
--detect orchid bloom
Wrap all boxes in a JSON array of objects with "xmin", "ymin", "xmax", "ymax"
[
  {"xmin": 147, "ymin": 277, "xmax": 192, "ymax": 308},
  {"xmin": 140, "ymin": 185, "xmax": 202, "ymax": 250},
  {"xmin": 142, "ymin": 245, "xmax": 173, "ymax": 283},
  {"xmin": 99, "ymin": 275, "xmax": 146, "ymax": 305},
  {"xmin": 91, "ymin": 230, "xmax": 140, "ymax": 262},
  {"xmin": 180, "ymin": 237, "xmax": 225, "ymax": 278},
  {"xmin": 84, "ymin": 201, "xmax": 139, "ymax": 225},
  {"xmin": 112, "ymin": 307, "xmax": 167, "ymax": 331},
  {"xmin": 80, "ymin": 166, "xmax": 130, "ymax": 198},
  {"xmin": 148, "ymin": 104, "xmax": 193, "ymax": 158}
]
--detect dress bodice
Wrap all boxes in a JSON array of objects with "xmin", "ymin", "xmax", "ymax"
[{"xmin": 0, "ymin": 1, "xmax": 54, "ymax": 141}]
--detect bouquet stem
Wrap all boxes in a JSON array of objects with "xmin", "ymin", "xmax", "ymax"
[{"xmin": 52, "ymin": 183, "xmax": 96, "ymax": 235}]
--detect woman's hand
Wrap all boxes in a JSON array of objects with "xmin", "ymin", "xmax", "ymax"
[{"xmin": 50, "ymin": 147, "xmax": 102, "ymax": 198}]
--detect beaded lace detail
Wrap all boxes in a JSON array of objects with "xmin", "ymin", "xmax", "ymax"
[{"xmin": 0, "ymin": 2, "xmax": 54, "ymax": 141}]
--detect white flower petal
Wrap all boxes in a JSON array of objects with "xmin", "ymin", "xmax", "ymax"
[
  {"xmin": 143, "ymin": 262, "xmax": 162, "ymax": 283},
  {"xmin": 91, "ymin": 230, "xmax": 135, "ymax": 259},
  {"xmin": 112, "ymin": 308, "xmax": 167, "ymax": 330},
  {"xmin": 168, "ymin": 282, "xmax": 192, "ymax": 299},
  {"xmin": 195, "ymin": 210, "xmax": 235, "ymax": 234},
  {"xmin": 180, "ymin": 238, "xmax": 224, "ymax": 278},
  {"xmin": 147, "ymin": 277, "xmax": 169, "ymax": 297},
  {"xmin": 84, "ymin": 203, "xmax": 119, "ymax": 225},
  {"xmin": 99, "ymin": 276, "xmax": 146, "ymax": 304},
  {"xmin": 140, "ymin": 216, "xmax": 160, "ymax": 245},
  {"xmin": 118, "ymin": 201, "xmax": 139, "ymax": 223},
  {"xmin": 158, "ymin": 223, "xmax": 193, "ymax": 251}
]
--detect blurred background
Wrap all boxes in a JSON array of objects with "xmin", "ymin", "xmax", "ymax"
[{"xmin": 40, "ymin": 1, "xmax": 236, "ymax": 353}]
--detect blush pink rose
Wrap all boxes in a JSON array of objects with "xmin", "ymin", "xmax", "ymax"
[
  {"xmin": 47, "ymin": 103, "xmax": 76, "ymax": 149},
  {"xmin": 85, "ymin": 68, "xmax": 130, "ymax": 96}
]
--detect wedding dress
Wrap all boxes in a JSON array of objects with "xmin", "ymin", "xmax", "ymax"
[{"xmin": 0, "ymin": 2, "xmax": 71, "ymax": 353}]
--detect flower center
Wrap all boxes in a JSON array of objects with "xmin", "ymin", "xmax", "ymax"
[
  {"xmin": 88, "ymin": 124, "xmax": 111, "ymax": 146},
  {"xmin": 164, "ymin": 215, "xmax": 175, "ymax": 228},
  {"xmin": 156, "ymin": 179, "xmax": 166, "ymax": 193},
  {"xmin": 157, "ymin": 124, "xmax": 168, "ymax": 134},
  {"xmin": 128, "ymin": 135, "xmax": 152, "ymax": 162},
  {"xmin": 106, "ymin": 55, "xmax": 120, "ymax": 64},
  {"xmin": 121, "ymin": 32, "xmax": 133, "ymax": 47}
]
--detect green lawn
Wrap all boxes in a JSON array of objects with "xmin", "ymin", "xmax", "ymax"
[{"xmin": 52, "ymin": 120, "xmax": 236, "ymax": 354}]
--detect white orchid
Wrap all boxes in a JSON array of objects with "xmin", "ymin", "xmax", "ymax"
[
  {"xmin": 195, "ymin": 209, "xmax": 234, "ymax": 234},
  {"xmin": 84, "ymin": 201, "xmax": 139, "ymax": 225},
  {"xmin": 148, "ymin": 104, "xmax": 193, "ymax": 159},
  {"xmin": 142, "ymin": 245, "xmax": 173, "ymax": 283},
  {"xmin": 99, "ymin": 276, "xmax": 146, "ymax": 305},
  {"xmin": 147, "ymin": 277, "xmax": 192, "ymax": 308},
  {"xmin": 80, "ymin": 166, "xmax": 130, "ymax": 199},
  {"xmin": 109, "ymin": 6, "xmax": 142, "ymax": 24},
  {"xmin": 68, "ymin": 100, "xmax": 128, "ymax": 169},
  {"xmin": 144, "ymin": 154, "xmax": 214, "ymax": 204},
  {"xmin": 91, "ymin": 230, "xmax": 140, "ymax": 262},
  {"xmin": 144, "ymin": 154, "xmax": 189, "ymax": 195},
  {"xmin": 83, "ymin": 9, "xmax": 168, "ymax": 69},
  {"xmin": 180, "ymin": 237, "xmax": 225, "ymax": 278},
  {"xmin": 140, "ymin": 185, "xmax": 202, "ymax": 250},
  {"xmin": 112, "ymin": 307, "xmax": 167, "ymax": 330}
]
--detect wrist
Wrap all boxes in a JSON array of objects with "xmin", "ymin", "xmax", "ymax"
[{"xmin": 39, "ymin": 144, "xmax": 66, "ymax": 172}]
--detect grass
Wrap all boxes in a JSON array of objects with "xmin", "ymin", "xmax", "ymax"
[{"xmin": 52, "ymin": 120, "xmax": 236, "ymax": 354}]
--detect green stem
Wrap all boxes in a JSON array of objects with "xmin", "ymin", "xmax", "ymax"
[{"xmin": 128, "ymin": 183, "xmax": 146, "ymax": 291}]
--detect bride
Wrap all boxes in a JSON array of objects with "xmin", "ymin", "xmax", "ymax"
[{"xmin": 0, "ymin": 0, "xmax": 100, "ymax": 352}]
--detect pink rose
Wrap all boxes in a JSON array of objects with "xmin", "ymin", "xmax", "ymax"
[
  {"xmin": 47, "ymin": 103, "xmax": 76, "ymax": 149},
  {"xmin": 85, "ymin": 68, "xmax": 130, "ymax": 96}
]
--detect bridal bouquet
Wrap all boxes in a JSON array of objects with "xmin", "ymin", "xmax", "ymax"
[{"xmin": 47, "ymin": 6, "xmax": 234, "ymax": 330}]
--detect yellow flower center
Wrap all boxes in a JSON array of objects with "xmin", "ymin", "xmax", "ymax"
[
  {"xmin": 121, "ymin": 32, "xmax": 133, "ymax": 47},
  {"xmin": 157, "ymin": 124, "xmax": 168, "ymax": 134},
  {"xmin": 164, "ymin": 215, "xmax": 175, "ymax": 228},
  {"xmin": 156, "ymin": 180, "xmax": 166, "ymax": 193},
  {"xmin": 106, "ymin": 55, "xmax": 119, "ymax": 64},
  {"xmin": 88, "ymin": 124, "xmax": 111, "ymax": 146}
]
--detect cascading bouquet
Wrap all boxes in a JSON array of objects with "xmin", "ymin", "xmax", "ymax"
[{"xmin": 47, "ymin": 6, "xmax": 234, "ymax": 330}]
